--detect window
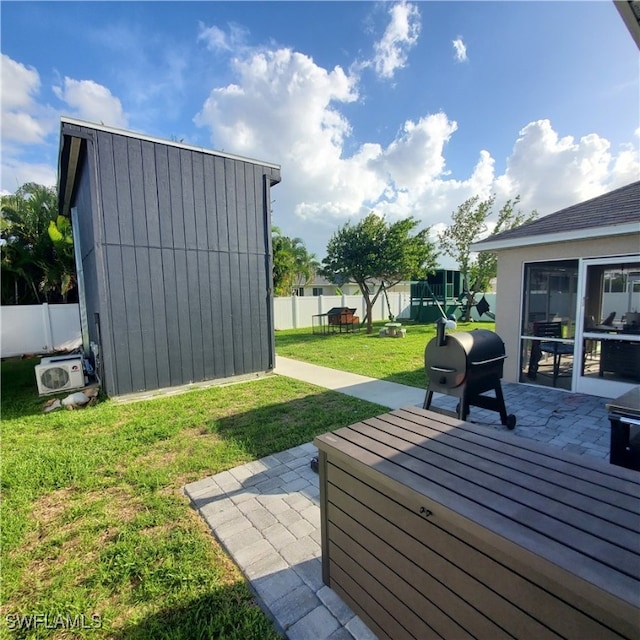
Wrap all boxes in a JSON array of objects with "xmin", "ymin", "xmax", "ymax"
[
  {"xmin": 312, "ymin": 287, "xmax": 324, "ymax": 296},
  {"xmin": 604, "ymin": 270, "xmax": 627, "ymax": 293}
]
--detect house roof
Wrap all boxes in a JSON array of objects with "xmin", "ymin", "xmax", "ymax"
[{"xmin": 472, "ymin": 181, "xmax": 640, "ymax": 252}]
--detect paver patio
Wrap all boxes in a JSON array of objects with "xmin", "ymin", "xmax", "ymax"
[{"xmin": 184, "ymin": 360, "xmax": 620, "ymax": 639}]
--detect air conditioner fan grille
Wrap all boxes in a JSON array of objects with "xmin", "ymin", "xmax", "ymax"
[{"xmin": 40, "ymin": 367, "xmax": 70, "ymax": 390}]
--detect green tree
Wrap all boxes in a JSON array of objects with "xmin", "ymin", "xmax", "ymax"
[
  {"xmin": 1, "ymin": 183, "xmax": 77, "ymax": 304},
  {"xmin": 322, "ymin": 213, "xmax": 438, "ymax": 333},
  {"xmin": 439, "ymin": 195, "xmax": 537, "ymax": 321},
  {"xmin": 271, "ymin": 228, "xmax": 319, "ymax": 296}
]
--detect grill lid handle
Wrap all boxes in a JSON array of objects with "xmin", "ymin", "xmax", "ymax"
[
  {"xmin": 471, "ymin": 355, "xmax": 508, "ymax": 366},
  {"xmin": 430, "ymin": 366, "xmax": 456, "ymax": 373}
]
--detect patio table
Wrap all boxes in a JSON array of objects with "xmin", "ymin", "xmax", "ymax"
[{"xmin": 315, "ymin": 406, "xmax": 640, "ymax": 639}]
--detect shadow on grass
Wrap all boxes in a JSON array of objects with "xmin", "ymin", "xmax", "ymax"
[
  {"xmin": 113, "ymin": 557, "xmax": 343, "ymax": 640},
  {"xmin": 0, "ymin": 356, "xmax": 70, "ymax": 419},
  {"xmin": 113, "ymin": 584, "xmax": 283, "ymax": 640},
  {"xmin": 205, "ymin": 392, "xmax": 386, "ymax": 462}
]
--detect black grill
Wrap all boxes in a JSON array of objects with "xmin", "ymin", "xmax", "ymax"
[{"xmin": 423, "ymin": 318, "xmax": 516, "ymax": 429}]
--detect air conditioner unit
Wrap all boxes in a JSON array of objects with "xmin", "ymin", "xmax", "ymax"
[{"xmin": 35, "ymin": 355, "xmax": 85, "ymax": 396}]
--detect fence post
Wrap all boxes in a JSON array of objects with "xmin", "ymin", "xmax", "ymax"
[
  {"xmin": 42, "ymin": 303, "xmax": 53, "ymax": 352},
  {"xmin": 292, "ymin": 295, "xmax": 299, "ymax": 329}
]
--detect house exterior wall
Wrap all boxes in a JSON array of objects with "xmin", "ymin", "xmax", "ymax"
[
  {"xmin": 63, "ymin": 121, "xmax": 280, "ymax": 396},
  {"xmin": 495, "ymin": 233, "xmax": 640, "ymax": 383},
  {"xmin": 296, "ymin": 281, "xmax": 411, "ymax": 296}
]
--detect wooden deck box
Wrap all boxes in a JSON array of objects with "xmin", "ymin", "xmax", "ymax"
[{"xmin": 314, "ymin": 407, "xmax": 640, "ymax": 640}]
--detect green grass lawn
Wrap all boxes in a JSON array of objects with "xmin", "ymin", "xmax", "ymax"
[
  {"xmin": 1, "ymin": 358, "xmax": 387, "ymax": 639},
  {"xmin": 275, "ymin": 320, "xmax": 495, "ymax": 388}
]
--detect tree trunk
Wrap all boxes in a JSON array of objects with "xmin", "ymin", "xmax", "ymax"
[
  {"xmin": 358, "ymin": 281, "xmax": 385, "ymax": 333},
  {"xmin": 464, "ymin": 297, "xmax": 474, "ymax": 322},
  {"xmin": 363, "ymin": 290, "xmax": 374, "ymax": 333}
]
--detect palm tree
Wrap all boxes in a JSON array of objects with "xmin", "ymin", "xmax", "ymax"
[
  {"xmin": 1, "ymin": 183, "xmax": 77, "ymax": 304},
  {"xmin": 272, "ymin": 227, "xmax": 319, "ymax": 296}
]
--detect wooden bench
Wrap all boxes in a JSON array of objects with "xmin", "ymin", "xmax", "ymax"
[{"xmin": 314, "ymin": 407, "xmax": 640, "ymax": 640}]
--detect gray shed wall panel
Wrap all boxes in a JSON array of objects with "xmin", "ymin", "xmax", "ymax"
[
  {"xmin": 74, "ymin": 126, "xmax": 278, "ymax": 396},
  {"xmin": 208, "ymin": 252, "xmax": 228, "ymax": 378},
  {"xmin": 113, "ymin": 135, "xmax": 135, "ymax": 246},
  {"xmin": 134, "ymin": 247, "xmax": 159, "ymax": 390},
  {"xmin": 217, "ymin": 252, "xmax": 235, "ymax": 378},
  {"xmin": 181, "ymin": 149, "xmax": 197, "ymax": 250},
  {"xmin": 104, "ymin": 244, "xmax": 133, "ymax": 393},
  {"xmin": 198, "ymin": 250, "xmax": 215, "ymax": 380},
  {"xmin": 149, "ymin": 248, "xmax": 171, "ymax": 389},
  {"xmin": 186, "ymin": 249, "xmax": 205, "ymax": 382},
  {"xmin": 213, "ymin": 157, "xmax": 229, "ymax": 252},
  {"xmin": 141, "ymin": 141, "xmax": 161, "ymax": 248},
  {"xmin": 156, "ymin": 146, "xmax": 173, "ymax": 248},
  {"xmin": 225, "ymin": 159, "xmax": 239, "ymax": 252},
  {"xmin": 97, "ymin": 133, "xmax": 120, "ymax": 247},
  {"xmin": 161, "ymin": 247, "xmax": 182, "ymax": 389},
  {"xmin": 70, "ymin": 144, "xmax": 117, "ymax": 391},
  {"xmin": 168, "ymin": 147, "xmax": 186, "ymax": 250},
  {"xmin": 193, "ymin": 154, "xmax": 208, "ymax": 251},
  {"xmin": 128, "ymin": 141, "xmax": 148, "ymax": 247}
]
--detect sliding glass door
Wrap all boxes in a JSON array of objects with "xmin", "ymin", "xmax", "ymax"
[
  {"xmin": 576, "ymin": 257, "xmax": 640, "ymax": 397},
  {"xmin": 519, "ymin": 260, "xmax": 578, "ymax": 391}
]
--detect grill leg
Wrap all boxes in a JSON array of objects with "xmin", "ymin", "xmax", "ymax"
[
  {"xmin": 494, "ymin": 383, "xmax": 509, "ymax": 425},
  {"xmin": 458, "ymin": 394, "xmax": 470, "ymax": 421},
  {"xmin": 423, "ymin": 389, "xmax": 434, "ymax": 410}
]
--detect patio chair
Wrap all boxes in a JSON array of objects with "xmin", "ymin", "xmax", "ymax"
[{"xmin": 535, "ymin": 321, "xmax": 574, "ymax": 386}]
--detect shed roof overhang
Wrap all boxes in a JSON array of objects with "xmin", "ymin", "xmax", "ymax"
[
  {"xmin": 471, "ymin": 222, "xmax": 640, "ymax": 252},
  {"xmin": 58, "ymin": 128, "xmax": 83, "ymax": 218},
  {"xmin": 615, "ymin": 0, "xmax": 640, "ymax": 49}
]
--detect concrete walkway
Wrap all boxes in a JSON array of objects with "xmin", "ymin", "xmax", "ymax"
[
  {"xmin": 273, "ymin": 356, "xmax": 425, "ymax": 410},
  {"xmin": 184, "ymin": 357, "xmax": 615, "ymax": 640}
]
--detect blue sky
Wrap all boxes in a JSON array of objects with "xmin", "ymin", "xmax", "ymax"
[{"xmin": 2, "ymin": 1, "xmax": 638, "ymax": 260}]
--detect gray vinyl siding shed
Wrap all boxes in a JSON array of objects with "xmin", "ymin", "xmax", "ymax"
[{"xmin": 58, "ymin": 117, "xmax": 281, "ymax": 397}]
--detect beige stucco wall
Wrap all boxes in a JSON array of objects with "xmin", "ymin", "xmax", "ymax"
[{"xmin": 494, "ymin": 233, "xmax": 640, "ymax": 383}]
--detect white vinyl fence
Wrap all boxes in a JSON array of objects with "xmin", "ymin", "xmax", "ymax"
[
  {"xmin": 1, "ymin": 292, "xmax": 498, "ymax": 357},
  {"xmin": 0, "ymin": 303, "xmax": 82, "ymax": 358},
  {"xmin": 273, "ymin": 292, "xmax": 411, "ymax": 330}
]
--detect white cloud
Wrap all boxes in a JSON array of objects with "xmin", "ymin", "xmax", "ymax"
[
  {"xmin": 195, "ymin": 48, "xmax": 358, "ymax": 163},
  {"xmin": 53, "ymin": 77, "xmax": 128, "ymax": 129},
  {"xmin": 452, "ymin": 38, "xmax": 468, "ymax": 63},
  {"xmin": 494, "ymin": 119, "xmax": 639, "ymax": 215},
  {"xmin": 0, "ymin": 55, "xmax": 130, "ymax": 192},
  {"xmin": 370, "ymin": 113, "xmax": 458, "ymax": 190},
  {"xmin": 2, "ymin": 110, "xmax": 49, "ymax": 145},
  {"xmin": 2, "ymin": 37, "xmax": 636, "ymax": 265},
  {"xmin": 1, "ymin": 54, "xmax": 54, "ymax": 144},
  {"xmin": 1, "ymin": 54, "xmax": 40, "ymax": 110},
  {"xmin": 198, "ymin": 21, "xmax": 249, "ymax": 52},
  {"xmin": 372, "ymin": 1, "xmax": 421, "ymax": 79},
  {"xmin": 1, "ymin": 157, "xmax": 57, "ymax": 191},
  {"xmin": 195, "ymin": 38, "xmax": 638, "ymax": 260}
]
